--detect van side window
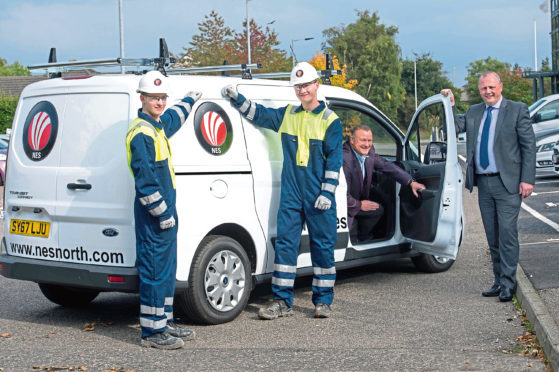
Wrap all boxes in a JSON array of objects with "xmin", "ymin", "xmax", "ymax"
[{"xmin": 335, "ymin": 107, "xmax": 397, "ymax": 159}]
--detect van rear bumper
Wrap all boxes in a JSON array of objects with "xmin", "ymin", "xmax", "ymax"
[{"xmin": 0, "ymin": 253, "xmax": 140, "ymax": 292}]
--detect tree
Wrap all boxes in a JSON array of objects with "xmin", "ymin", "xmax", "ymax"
[
  {"xmin": 0, "ymin": 58, "xmax": 29, "ymax": 76},
  {"xmin": 233, "ymin": 20, "xmax": 291, "ymax": 73},
  {"xmin": 398, "ymin": 53, "xmax": 463, "ymax": 130},
  {"xmin": 464, "ymin": 57, "xmax": 532, "ymax": 106},
  {"xmin": 308, "ymin": 52, "xmax": 358, "ymax": 90},
  {"xmin": 176, "ymin": 11, "xmax": 291, "ymax": 73},
  {"xmin": 175, "ymin": 11, "xmax": 236, "ymax": 67},
  {"xmin": 322, "ymin": 10, "xmax": 404, "ymax": 120}
]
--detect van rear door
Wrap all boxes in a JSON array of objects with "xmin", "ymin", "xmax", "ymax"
[{"xmin": 5, "ymin": 91, "xmax": 136, "ymax": 267}]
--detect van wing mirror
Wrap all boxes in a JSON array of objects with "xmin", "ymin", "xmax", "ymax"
[{"xmin": 423, "ymin": 141, "xmax": 447, "ymax": 164}]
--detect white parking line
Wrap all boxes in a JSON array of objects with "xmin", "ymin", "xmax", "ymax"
[
  {"xmin": 520, "ymin": 238, "xmax": 559, "ymax": 246},
  {"xmin": 532, "ymin": 190, "xmax": 559, "ymax": 195},
  {"xmin": 535, "ymin": 180, "xmax": 559, "ymax": 185},
  {"xmin": 521, "ymin": 202, "xmax": 559, "ymax": 232},
  {"xmin": 458, "ymin": 155, "xmax": 466, "ymax": 162}
]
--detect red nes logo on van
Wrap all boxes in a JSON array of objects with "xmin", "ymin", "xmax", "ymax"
[
  {"xmin": 22, "ymin": 101, "xmax": 58, "ymax": 161},
  {"xmin": 194, "ymin": 102, "xmax": 232, "ymax": 156}
]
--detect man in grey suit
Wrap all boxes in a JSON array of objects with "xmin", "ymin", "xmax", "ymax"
[{"xmin": 442, "ymin": 71, "xmax": 536, "ymax": 302}]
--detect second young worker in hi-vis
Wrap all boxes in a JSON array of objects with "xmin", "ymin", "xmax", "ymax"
[
  {"xmin": 126, "ymin": 71, "xmax": 201, "ymax": 349},
  {"xmin": 222, "ymin": 62, "xmax": 342, "ymax": 319}
]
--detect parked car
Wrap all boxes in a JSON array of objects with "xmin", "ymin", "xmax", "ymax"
[
  {"xmin": 535, "ymin": 128, "xmax": 559, "ymax": 170},
  {"xmin": 0, "ymin": 138, "xmax": 8, "ymax": 185},
  {"xmin": 529, "ymin": 94, "xmax": 559, "ymax": 133},
  {"xmin": 552, "ymin": 140, "xmax": 559, "ymax": 175}
]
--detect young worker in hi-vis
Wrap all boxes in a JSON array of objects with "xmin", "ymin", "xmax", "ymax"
[
  {"xmin": 126, "ymin": 71, "xmax": 201, "ymax": 349},
  {"xmin": 222, "ymin": 62, "xmax": 343, "ymax": 319}
]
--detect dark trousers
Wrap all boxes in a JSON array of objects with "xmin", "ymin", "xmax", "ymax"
[
  {"xmin": 350, "ymin": 203, "xmax": 384, "ymax": 243},
  {"xmin": 477, "ymin": 175, "xmax": 522, "ymax": 291}
]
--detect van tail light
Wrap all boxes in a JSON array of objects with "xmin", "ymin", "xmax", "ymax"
[
  {"xmin": 2, "ymin": 142, "xmax": 10, "ymax": 216},
  {"xmin": 108, "ymin": 275, "xmax": 124, "ymax": 283}
]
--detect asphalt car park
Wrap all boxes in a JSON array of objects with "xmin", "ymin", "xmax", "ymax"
[
  {"xmin": 0, "ymin": 148, "xmax": 555, "ymax": 370},
  {"xmin": 518, "ymin": 167, "xmax": 559, "ymax": 291}
]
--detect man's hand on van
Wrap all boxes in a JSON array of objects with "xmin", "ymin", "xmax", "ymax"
[
  {"xmin": 160, "ymin": 216, "xmax": 176, "ymax": 230},
  {"xmin": 314, "ymin": 195, "xmax": 332, "ymax": 210},
  {"xmin": 440, "ymin": 89, "xmax": 455, "ymax": 105},
  {"xmin": 186, "ymin": 91, "xmax": 202, "ymax": 102},
  {"xmin": 221, "ymin": 85, "xmax": 238, "ymax": 101}
]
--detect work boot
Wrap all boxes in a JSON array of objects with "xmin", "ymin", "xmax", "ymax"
[
  {"xmin": 314, "ymin": 303, "xmax": 331, "ymax": 318},
  {"xmin": 141, "ymin": 332, "xmax": 184, "ymax": 350},
  {"xmin": 167, "ymin": 321, "xmax": 196, "ymax": 341},
  {"xmin": 258, "ymin": 300, "xmax": 293, "ymax": 320}
]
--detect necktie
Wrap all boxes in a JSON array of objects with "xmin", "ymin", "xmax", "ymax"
[{"xmin": 480, "ymin": 106, "xmax": 494, "ymax": 169}]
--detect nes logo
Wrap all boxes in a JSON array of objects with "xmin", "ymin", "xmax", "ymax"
[
  {"xmin": 22, "ymin": 101, "xmax": 58, "ymax": 161},
  {"xmin": 194, "ymin": 102, "xmax": 233, "ymax": 156}
]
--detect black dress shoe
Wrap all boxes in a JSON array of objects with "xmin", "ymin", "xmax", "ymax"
[
  {"xmin": 499, "ymin": 287, "xmax": 514, "ymax": 302},
  {"xmin": 482, "ymin": 284, "xmax": 501, "ymax": 297}
]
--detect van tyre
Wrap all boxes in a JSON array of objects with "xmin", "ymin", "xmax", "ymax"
[
  {"xmin": 177, "ymin": 235, "xmax": 251, "ymax": 325},
  {"xmin": 38, "ymin": 283, "xmax": 99, "ymax": 307},
  {"xmin": 412, "ymin": 219, "xmax": 462, "ymax": 273},
  {"xmin": 412, "ymin": 254, "xmax": 455, "ymax": 273}
]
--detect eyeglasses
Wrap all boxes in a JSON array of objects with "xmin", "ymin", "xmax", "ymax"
[
  {"xmin": 294, "ymin": 80, "xmax": 317, "ymax": 91},
  {"xmin": 144, "ymin": 94, "xmax": 168, "ymax": 102}
]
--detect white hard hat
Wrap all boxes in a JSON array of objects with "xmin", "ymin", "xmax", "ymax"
[
  {"xmin": 290, "ymin": 62, "xmax": 320, "ymax": 85},
  {"xmin": 136, "ymin": 71, "xmax": 169, "ymax": 94}
]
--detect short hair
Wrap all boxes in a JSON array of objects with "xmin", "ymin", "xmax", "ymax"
[
  {"xmin": 351, "ymin": 125, "xmax": 372, "ymax": 137},
  {"xmin": 479, "ymin": 71, "xmax": 501, "ymax": 84}
]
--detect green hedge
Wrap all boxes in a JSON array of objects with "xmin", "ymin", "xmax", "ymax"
[{"xmin": 0, "ymin": 95, "xmax": 17, "ymax": 134}]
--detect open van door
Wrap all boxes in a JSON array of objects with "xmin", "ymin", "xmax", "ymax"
[{"xmin": 399, "ymin": 94, "xmax": 463, "ymax": 259}]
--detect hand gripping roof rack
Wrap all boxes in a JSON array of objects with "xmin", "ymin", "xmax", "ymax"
[{"xmin": 29, "ymin": 38, "xmax": 262, "ymax": 79}]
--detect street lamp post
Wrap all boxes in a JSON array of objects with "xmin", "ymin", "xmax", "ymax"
[
  {"xmin": 118, "ymin": 0, "xmax": 124, "ymax": 74},
  {"xmin": 246, "ymin": 0, "xmax": 251, "ymax": 64},
  {"xmin": 290, "ymin": 37, "xmax": 314, "ymax": 66}
]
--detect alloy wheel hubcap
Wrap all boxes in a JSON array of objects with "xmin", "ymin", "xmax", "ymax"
[{"xmin": 204, "ymin": 250, "xmax": 246, "ymax": 312}]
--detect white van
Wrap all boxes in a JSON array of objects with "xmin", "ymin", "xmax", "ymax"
[{"xmin": 0, "ymin": 59, "xmax": 463, "ymax": 324}]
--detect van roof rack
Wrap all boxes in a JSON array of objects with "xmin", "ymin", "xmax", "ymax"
[{"xmin": 29, "ymin": 38, "xmax": 342, "ymax": 84}]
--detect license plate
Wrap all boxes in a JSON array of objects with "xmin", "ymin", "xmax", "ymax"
[{"xmin": 10, "ymin": 219, "xmax": 50, "ymax": 238}]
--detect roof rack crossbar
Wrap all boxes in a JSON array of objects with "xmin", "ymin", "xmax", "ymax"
[
  {"xmin": 28, "ymin": 57, "xmax": 176, "ymax": 71},
  {"xmin": 167, "ymin": 63, "xmax": 261, "ymax": 75},
  {"xmin": 233, "ymin": 69, "xmax": 342, "ymax": 83}
]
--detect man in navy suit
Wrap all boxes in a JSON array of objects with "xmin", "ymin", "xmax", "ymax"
[
  {"xmin": 343, "ymin": 125, "xmax": 425, "ymax": 243},
  {"xmin": 442, "ymin": 71, "xmax": 536, "ymax": 302}
]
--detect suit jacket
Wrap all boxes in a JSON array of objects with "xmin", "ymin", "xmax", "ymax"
[
  {"xmin": 455, "ymin": 98, "xmax": 536, "ymax": 193},
  {"xmin": 342, "ymin": 141, "xmax": 411, "ymax": 228}
]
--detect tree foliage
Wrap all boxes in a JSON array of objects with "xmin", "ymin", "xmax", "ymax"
[
  {"xmin": 176, "ymin": 11, "xmax": 290, "ymax": 73},
  {"xmin": 176, "ymin": 11, "xmax": 235, "ymax": 68},
  {"xmin": 464, "ymin": 57, "xmax": 532, "ymax": 106},
  {"xmin": 322, "ymin": 10, "xmax": 404, "ymax": 120},
  {"xmin": 0, "ymin": 58, "xmax": 29, "ymax": 76},
  {"xmin": 308, "ymin": 52, "xmax": 358, "ymax": 90},
  {"xmin": 0, "ymin": 95, "xmax": 18, "ymax": 131},
  {"xmin": 234, "ymin": 20, "xmax": 291, "ymax": 72},
  {"xmin": 398, "ymin": 53, "xmax": 463, "ymax": 130}
]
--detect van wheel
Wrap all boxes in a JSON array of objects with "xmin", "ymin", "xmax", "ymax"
[
  {"xmin": 38, "ymin": 283, "xmax": 99, "ymax": 307},
  {"xmin": 412, "ymin": 254, "xmax": 455, "ymax": 273},
  {"xmin": 177, "ymin": 235, "xmax": 251, "ymax": 325}
]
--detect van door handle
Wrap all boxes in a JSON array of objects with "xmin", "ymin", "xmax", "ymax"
[{"xmin": 67, "ymin": 183, "xmax": 92, "ymax": 190}]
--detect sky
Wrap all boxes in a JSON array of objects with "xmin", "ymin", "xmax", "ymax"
[{"xmin": 0, "ymin": 0, "xmax": 552, "ymax": 86}]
